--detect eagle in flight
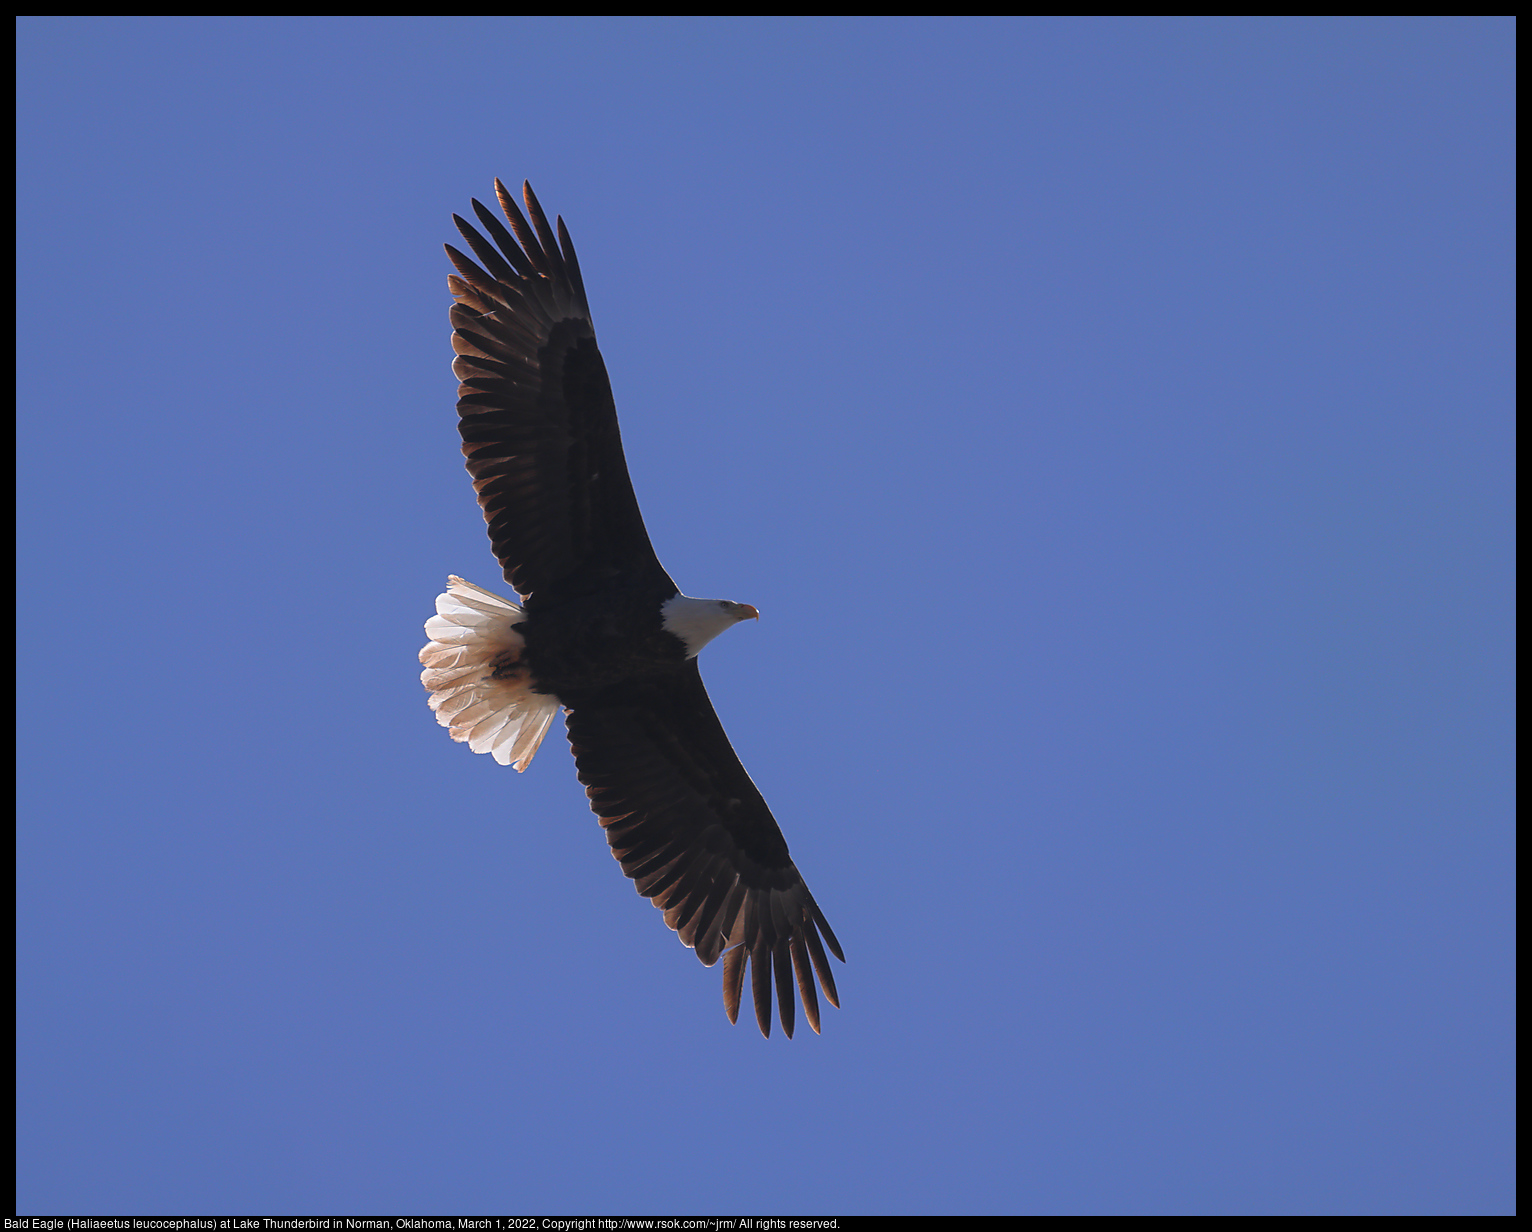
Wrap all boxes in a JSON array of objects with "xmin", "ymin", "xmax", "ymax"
[{"xmin": 420, "ymin": 181, "xmax": 844, "ymax": 1036}]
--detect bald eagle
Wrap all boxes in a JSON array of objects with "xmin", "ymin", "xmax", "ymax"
[{"xmin": 420, "ymin": 181, "xmax": 843, "ymax": 1037}]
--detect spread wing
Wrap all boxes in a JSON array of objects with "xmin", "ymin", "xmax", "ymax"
[
  {"xmin": 445, "ymin": 180, "xmax": 673, "ymax": 601},
  {"xmin": 566, "ymin": 661, "xmax": 845, "ymax": 1037}
]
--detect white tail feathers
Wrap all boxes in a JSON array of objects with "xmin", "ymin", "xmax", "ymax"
[{"xmin": 419, "ymin": 576, "xmax": 561, "ymax": 771}]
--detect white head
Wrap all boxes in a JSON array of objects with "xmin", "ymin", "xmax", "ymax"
[{"xmin": 661, "ymin": 593, "xmax": 760, "ymax": 658}]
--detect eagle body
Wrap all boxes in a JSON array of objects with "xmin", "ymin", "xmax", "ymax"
[
  {"xmin": 420, "ymin": 181, "xmax": 843, "ymax": 1037},
  {"xmin": 518, "ymin": 585, "xmax": 688, "ymax": 696}
]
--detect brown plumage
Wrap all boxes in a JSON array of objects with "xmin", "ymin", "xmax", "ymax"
[{"xmin": 422, "ymin": 180, "xmax": 844, "ymax": 1036}]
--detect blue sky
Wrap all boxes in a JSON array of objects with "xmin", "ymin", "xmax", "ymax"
[{"xmin": 16, "ymin": 17, "xmax": 1514, "ymax": 1216}]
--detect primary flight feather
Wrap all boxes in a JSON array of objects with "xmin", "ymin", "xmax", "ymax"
[{"xmin": 420, "ymin": 180, "xmax": 843, "ymax": 1037}]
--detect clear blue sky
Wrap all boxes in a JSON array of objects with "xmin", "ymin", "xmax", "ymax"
[{"xmin": 16, "ymin": 16, "xmax": 1514, "ymax": 1216}]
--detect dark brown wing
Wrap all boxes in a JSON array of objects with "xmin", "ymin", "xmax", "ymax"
[
  {"xmin": 565, "ymin": 661, "xmax": 844, "ymax": 1037},
  {"xmin": 445, "ymin": 180, "xmax": 673, "ymax": 601}
]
